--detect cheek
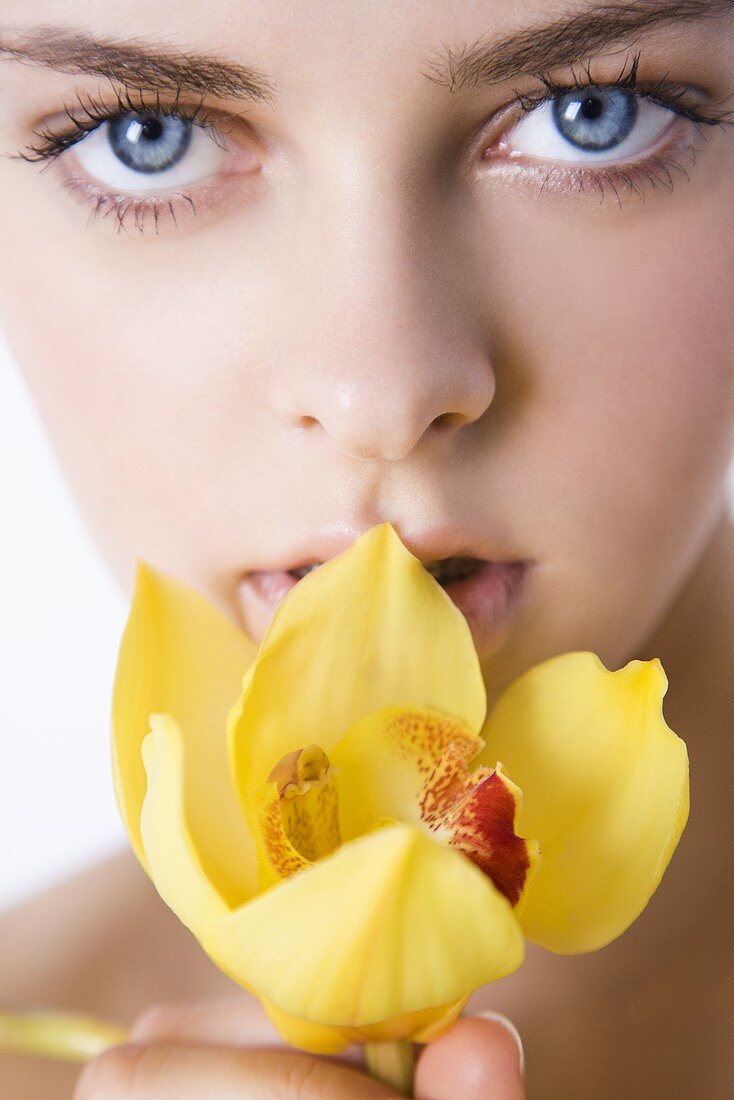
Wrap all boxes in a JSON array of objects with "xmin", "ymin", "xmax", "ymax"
[
  {"xmin": 544, "ymin": 219, "xmax": 734, "ymax": 524},
  {"xmin": 0, "ymin": 220, "xmax": 275, "ymax": 601},
  {"xmin": 483, "ymin": 182, "xmax": 734, "ymax": 669}
]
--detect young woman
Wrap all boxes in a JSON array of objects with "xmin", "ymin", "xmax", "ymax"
[{"xmin": 0, "ymin": 1, "xmax": 732, "ymax": 1096}]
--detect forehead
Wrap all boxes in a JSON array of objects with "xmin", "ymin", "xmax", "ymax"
[{"xmin": 2, "ymin": 0, "xmax": 536, "ymax": 46}]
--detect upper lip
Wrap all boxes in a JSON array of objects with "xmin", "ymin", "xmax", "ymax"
[{"xmin": 241, "ymin": 521, "xmax": 531, "ymax": 576}]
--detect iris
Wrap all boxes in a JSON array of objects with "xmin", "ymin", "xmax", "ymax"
[
  {"xmin": 552, "ymin": 88, "xmax": 638, "ymax": 151},
  {"xmin": 108, "ymin": 113, "xmax": 193, "ymax": 173}
]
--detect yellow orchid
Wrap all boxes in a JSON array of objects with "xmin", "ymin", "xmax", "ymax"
[{"xmin": 112, "ymin": 523, "xmax": 689, "ymax": 1061}]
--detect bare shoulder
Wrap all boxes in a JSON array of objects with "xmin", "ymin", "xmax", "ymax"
[
  {"xmin": 0, "ymin": 848, "xmax": 227, "ymax": 1011},
  {"xmin": 0, "ymin": 849, "xmax": 233, "ymax": 1099}
]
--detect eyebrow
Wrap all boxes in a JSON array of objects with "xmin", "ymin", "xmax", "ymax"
[
  {"xmin": 0, "ymin": 0, "xmax": 731, "ymax": 106},
  {"xmin": 424, "ymin": 0, "xmax": 733, "ymax": 91},
  {"xmin": 0, "ymin": 25, "xmax": 277, "ymax": 104}
]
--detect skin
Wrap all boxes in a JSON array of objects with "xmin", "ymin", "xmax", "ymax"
[{"xmin": 0, "ymin": 0, "xmax": 732, "ymax": 1095}]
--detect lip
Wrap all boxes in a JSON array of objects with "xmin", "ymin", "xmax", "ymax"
[
  {"xmin": 434, "ymin": 558, "xmax": 532, "ymax": 652},
  {"xmin": 236, "ymin": 524, "xmax": 534, "ymax": 655}
]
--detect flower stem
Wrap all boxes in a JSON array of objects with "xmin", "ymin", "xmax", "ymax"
[
  {"xmin": 0, "ymin": 1011, "xmax": 127, "ymax": 1063},
  {"xmin": 2, "ymin": 1009, "xmax": 420, "ymax": 1097},
  {"xmin": 364, "ymin": 1040, "xmax": 415, "ymax": 1097}
]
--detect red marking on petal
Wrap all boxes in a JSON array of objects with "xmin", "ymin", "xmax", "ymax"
[
  {"xmin": 448, "ymin": 769, "xmax": 533, "ymax": 907},
  {"xmin": 420, "ymin": 748, "xmax": 534, "ymax": 907}
]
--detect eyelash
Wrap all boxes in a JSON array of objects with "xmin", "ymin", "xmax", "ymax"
[
  {"xmin": 506, "ymin": 53, "xmax": 734, "ymax": 206},
  {"xmin": 12, "ymin": 84, "xmax": 238, "ymax": 233},
  {"xmin": 11, "ymin": 51, "xmax": 734, "ymax": 233}
]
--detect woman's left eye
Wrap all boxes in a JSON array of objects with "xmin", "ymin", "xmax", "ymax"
[
  {"xmin": 501, "ymin": 87, "xmax": 675, "ymax": 164},
  {"xmin": 70, "ymin": 112, "xmax": 229, "ymax": 191}
]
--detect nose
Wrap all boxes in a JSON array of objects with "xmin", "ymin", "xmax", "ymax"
[{"xmin": 267, "ymin": 190, "xmax": 496, "ymax": 462}]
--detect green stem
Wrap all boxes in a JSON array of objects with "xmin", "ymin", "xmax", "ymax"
[
  {"xmin": 364, "ymin": 1041, "xmax": 415, "ymax": 1097},
  {"xmin": 3, "ymin": 1009, "xmax": 420, "ymax": 1098},
  {"xmin": 0, "ymin": 1010, "xmax": 128, "ymax": 1063}
]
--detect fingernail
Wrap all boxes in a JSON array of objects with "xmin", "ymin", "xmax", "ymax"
[{"xmin": 474, "ymin": 1010, "xmax": 525, "ymax": 1076}]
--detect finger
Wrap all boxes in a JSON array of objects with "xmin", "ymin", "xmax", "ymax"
[
  {"xmin": 74, "ymin": 1041, "xmax": 395, "ymax": 1100},
  {"xmin": 129, "ymin": 993, "xmax": 365, "ymax": 1067},
  {"xmin": 129, "ymin": 994, "xmax": 279, "ymax": 1046},
  {"xmin": 415, "ymin": 1015, "xmax": 525, "ymax": 1100}
]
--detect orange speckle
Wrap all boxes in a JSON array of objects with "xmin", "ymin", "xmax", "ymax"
[{"xmin": 384, "ymin": 710, "xmax": 480, "ymax": 778}]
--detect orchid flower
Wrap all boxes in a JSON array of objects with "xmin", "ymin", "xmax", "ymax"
[{"xmin": 111, "ymin": 522, "xmax": 689, "ymax": 1073}]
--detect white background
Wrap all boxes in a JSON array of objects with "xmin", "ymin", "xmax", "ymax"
[
  {"xmin": 0, "ymin": 329, "xmax": 128, "ymax": 910},
  {"xmin": 2, "ymin": 329, "xmax": 733, "ymax": 911}
]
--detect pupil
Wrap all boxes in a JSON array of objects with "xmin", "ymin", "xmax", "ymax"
[
  {"xmin": 581, "ymin": 95, "xmax": 603, "ymax": 121},
  {"xmin": 141, "ymin": 118, "xmax": 163, "ymax": 142}
]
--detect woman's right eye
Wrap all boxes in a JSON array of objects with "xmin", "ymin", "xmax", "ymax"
[
  {"xmin": 69, "ymin": 111, "xmax": 231, "ymax": 192},
  {"xmin": 10, "ymin": 96, "xmax": 262, "ymax": 233}
]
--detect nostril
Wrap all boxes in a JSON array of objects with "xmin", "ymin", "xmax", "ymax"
[{"xmin": 431, "ymin": 411, "xmax": 465, "ymax": 432}]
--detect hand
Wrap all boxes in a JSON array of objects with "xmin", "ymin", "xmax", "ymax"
[{"xmin": 73, "ymin": 994, "xmax": 525, "ymax": 1099}]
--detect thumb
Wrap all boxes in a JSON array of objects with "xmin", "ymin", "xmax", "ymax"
[{"xmin": 414, "ymin": 1012, "xmax": 525, "ymax": 1100}]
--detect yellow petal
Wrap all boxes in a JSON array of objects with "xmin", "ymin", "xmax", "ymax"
[
  {"xmin": 258, "ymin": 1001, "xmax": 352, "ymax": 1055},
  {"xmin": 112, "ymin": 561, "xmax": 258, "ymax": 903},
  {"xmin": 331, "ymin": 705, "xmax": 481, "ymax": 840},
  {"xmin": 202, "ymin": 824, "xmax": 523, "ymax": 1029},
  {"xmin": 139, "ymin": 715, "xmax": 230, "ymax": 937},
  {"xmin": 229, "ymin": 523, "xmax": 486, "ymax": 801},
  {"xmin": 476, "ymin": 652, "xmax": 689, "ymax": 953},
  {"xmin": 261, "ymin": 995, "xmax": 467, "ymax": 1054}
]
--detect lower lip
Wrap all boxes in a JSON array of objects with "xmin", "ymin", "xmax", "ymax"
[
  {"xmin": 237, "ymin": 559, "xmax": 531, "ymax": 654},
  {"xmin": 439, "ymin": 560, "xmax": 532, "ymax": 653}
]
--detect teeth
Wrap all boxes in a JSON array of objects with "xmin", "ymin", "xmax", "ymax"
[
  {"xmin": 289, "ymin": 562, "xmax": 321, "ymax": 580},
  {"xmin": 289, "ymin": 557, "xmax": 484, "ymax": 586},
  {"xmin": 425, "ymin": 557, "xmax": 484, "ymax": 586}
]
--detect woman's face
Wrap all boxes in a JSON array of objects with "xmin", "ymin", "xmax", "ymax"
[{"xmin": 1, "ymin": 0, "xmax": 732, "ymax": 698}]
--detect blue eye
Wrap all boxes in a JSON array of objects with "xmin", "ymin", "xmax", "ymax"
[
  {"xmin": 107, "ymin": 113, "xmax": 193, "ymax": 174},
  {"xmin": 504, "ymin": 88, "xmax": 677, "ymax": 166},
  {"xmin": 551, "ymin": 89, "xmax": 638, "ymax": 152},
  {"xmin": 69, "ymin": 110, "xmax": 229, "ymax": 193}
]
